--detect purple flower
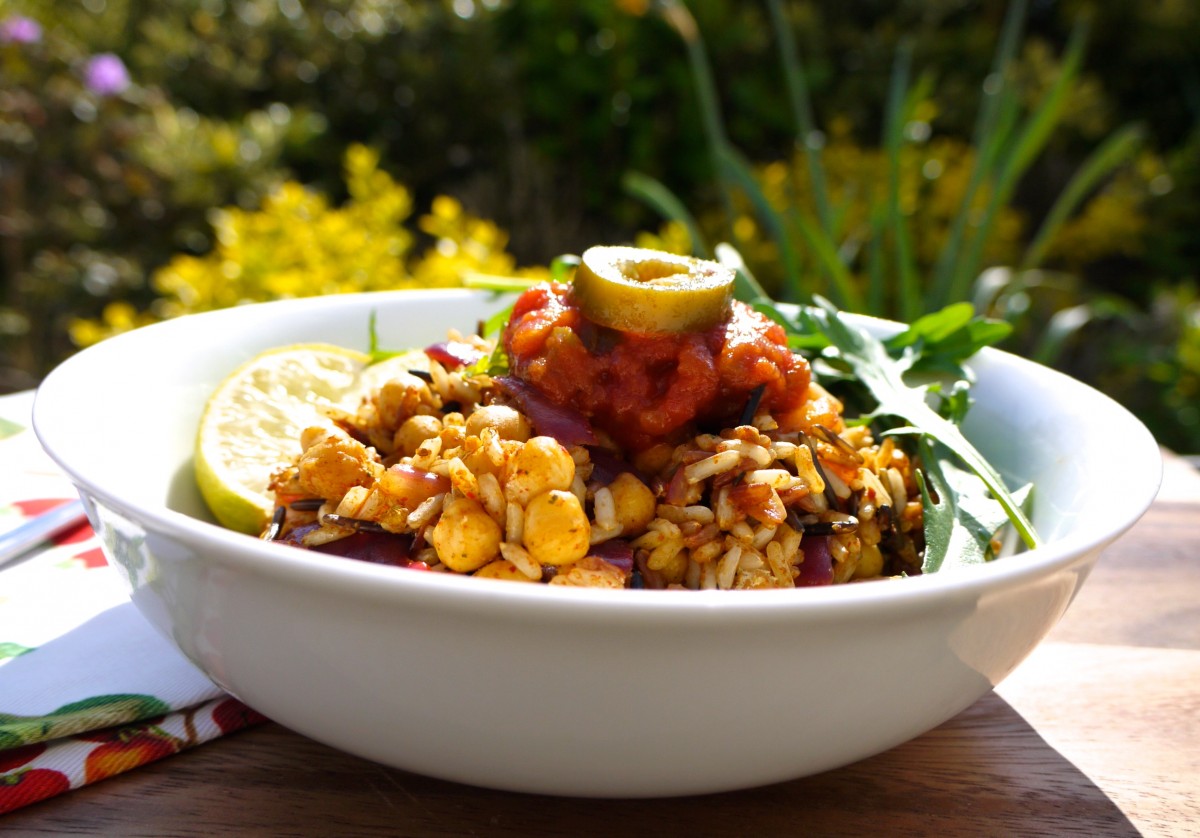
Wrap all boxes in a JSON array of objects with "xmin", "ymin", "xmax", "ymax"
[
  {"xmin": 83, "ymin": 53, "xmax": 131, "ymax": 96},
  {"xmin": 0, "ymin": 15, "xmax": 42, "ymax": 44}
]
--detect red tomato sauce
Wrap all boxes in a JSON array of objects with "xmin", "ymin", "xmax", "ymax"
[{"xmin": 502, "ymin": 283, "xmax": 812, "ymax": 451}]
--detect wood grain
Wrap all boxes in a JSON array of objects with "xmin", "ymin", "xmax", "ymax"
[{"xmin": 5, "ymin": 451, "xmax": 1198, "ymax": 837}]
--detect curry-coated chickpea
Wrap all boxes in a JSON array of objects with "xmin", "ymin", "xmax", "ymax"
[
  {"xmin": 522, "ymin": 489, "xmax": 590, "ymax": 566},
  {"xmin": 393, "ymin": 414, "xmax": 443, "ymax": 458},
  {"xmin": 374, "ymin": 373, "xmax": 433, "ymax": 429},
  {"xmin": 504, "ymin": 436, "xmax": 575, "ymax": 506},
  {"xmin": 297, "ymin": 428, "xmax": 377, "ymax": 501},
  {"xmin": 465, "ymin": 404, "xmax": 532, "ymax": 442},
  {"xmin": 608, "ymin": 471, "xmax": 657, "ymax": 535},
  {"xmin": 431, "ymin": 497, "xmax": 502, "ymax": 573}
]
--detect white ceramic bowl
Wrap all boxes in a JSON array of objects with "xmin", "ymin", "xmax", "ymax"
[{"xmin": 33, "ymin": 290, "xmax": 1162, "ymax": 797}]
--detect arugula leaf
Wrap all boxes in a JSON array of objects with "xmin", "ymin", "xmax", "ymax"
[
  {"xmin": 917, "ymin": 437, "xmax": 1034, "ymax": 572},
  {"xmin": 886, "ymin": 302, "xmax": 1013, "ymax": 378},
  {"xmin": 470, "ymin": 337, "xmax": 510, "ymax": 377},
  {"xmin": 801, "ymin": 296, "xmax": 1041, "ymax": 550}
]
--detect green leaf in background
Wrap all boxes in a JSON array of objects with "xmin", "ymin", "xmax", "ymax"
[
  {"xmin": 947, "ymin": 16, "xmax": 1091, "ymax": 303},
  {"xmin": 621, "ymin": 172, "xmax": 710, "ymax": 258},
  {"xmin": 716, "ymin": 145, "xmax": 804, "ymax": 299},
  {"xmin": 929, "ymin": 0, "xmax": 1030, "ymax": 307},
  {"xmin": 764, "ymin": 0, "xmax": 833, "ymax": 239},
  {"xmin": 1019, "ymin": 123, "xmax": 1145, "ymax": 273},
  {"xmin": 715, "ymin": 242, "xmax": 771, "ymax": 303}
]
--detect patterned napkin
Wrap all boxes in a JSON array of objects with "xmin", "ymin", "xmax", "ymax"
[{"xmin": 0, "ymin": 392, "xmax": 266, "ymax": 815}]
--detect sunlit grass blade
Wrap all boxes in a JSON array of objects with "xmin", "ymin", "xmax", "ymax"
[
  {"xmin": 1006, "ymin": 19, "xmax": 1090, "ymax": 177},
  {"xmin": 1019, "ymin": 123, "xmax": 1144, "ymax": 272},
  {"xmin": 656, "ymin": 0, "xmax": 739, "ymax": 228},
  {"xmin": 621, "ymin": 170, "xmax": 711, "ymax": 258},
  {"xmin": 788, "ymin": 208, "xmax": 865, "ymax": 310},
  {"xmin": 949, "ymin": 19, "xmax": 1089, "ymax": 301},
  {"xmin": 716, "ymin": 144, "xmax": 804, "ymax": 299},
  {"xmin": 930, "ymin": 0, "xmax": 1029, "ymax": 306},
  {"xmin": 866, "ymin": 203, "xmax": 886, "ymax": 314},
  {"xmin": 882, "ymin": 38, "xmax": 920, "ymax": 321},
  {"xmin": 764, "ymin": 0, "xmax": 833, "ymax": 238},
  {"xmin": 715, "ymin": 242, "xmax": 771, "ymax": 302},
  {"xmin": 1030, "ymin": 303, "xmax": 1092, "ymax": 365}
]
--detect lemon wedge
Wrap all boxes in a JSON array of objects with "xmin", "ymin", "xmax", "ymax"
[
  {"xmin": 570, "ymin": 245, "xmax": 735, "ymax": 333},
  {"xmin": 195, "ymin": 344, "xmax": 372, "ymax": 535}
]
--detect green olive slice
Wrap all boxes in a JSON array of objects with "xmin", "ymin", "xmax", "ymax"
[{"xmin": 570, "ymin": 245, "xmax": 735, "ymax": 334}]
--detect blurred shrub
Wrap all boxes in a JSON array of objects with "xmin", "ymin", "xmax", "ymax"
[
  {"xmin": 70, "ymin": 145, "xmax": 545, "ymax": 344},
  {"xmin": 627, "ymin": 0, "xmax": 1200, "ymax": 454},
  {"xmin": 0, "ymin": 2, "xmax": 318, "ymax": 389}
]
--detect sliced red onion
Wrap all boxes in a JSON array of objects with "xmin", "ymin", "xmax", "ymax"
[
  {"xmin": 587, "ymin": 446, "xmax": 638, "ymax": 485},
  {"xmin": 663, "ymin": 465, "xmax": 691, "ymax": 506},
  {"xmin": 383, "ymin": 463, "xmax": 450, "ymax": 508},
  {"xmin": 278, "ymin": 525, "xmax": 424, "ymax": 569},
  {"xmin": 494, "ymin": 376, "xmax": 598, "ymax": 446},
  {"xmin": 425, "ymin": 340, "xmax": 486, "ymax": 369},
  {"xmin": 587, "ymin": 538, "xmax": 634, "ymax": 573},
  {"xmin": 313, "ymin": 531, "xmax": 421, "ymax": 568},
  {"xmin": 796, "ymin": 535, "xmax": 834, "ymax": 586}
]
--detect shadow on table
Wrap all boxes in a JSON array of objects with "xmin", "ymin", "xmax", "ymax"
[{"xmin": 15, "ymin": 690, "xmax": 1137, "ymax": 837}]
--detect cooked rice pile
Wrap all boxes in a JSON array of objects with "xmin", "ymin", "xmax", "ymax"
[{"xmin": 267, "ymin": 332, "xmax": 924, "ymax": 589}]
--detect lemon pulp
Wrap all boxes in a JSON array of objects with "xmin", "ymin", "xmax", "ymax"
[{"xmin": 194, "ymin": 344, "xmax": 371, "ymax": 535}]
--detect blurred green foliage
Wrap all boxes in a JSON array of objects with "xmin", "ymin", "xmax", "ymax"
[{"xmin": 0, "ymin": 0, "xmax": 1196, "ymax": 449}]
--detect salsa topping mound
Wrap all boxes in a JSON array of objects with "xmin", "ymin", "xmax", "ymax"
[{"xmin": 503, "ymin": 280, "xmax": 812, "ymax": 451}]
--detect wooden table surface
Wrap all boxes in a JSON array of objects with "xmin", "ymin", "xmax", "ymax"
[{"xmin": 6, "ymin": 453, "xmax": 1198, "ymax": 837}]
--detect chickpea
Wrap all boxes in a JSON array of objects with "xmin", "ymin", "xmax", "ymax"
[
  {"xmin": 504, "ymin": 436, "xmax": 575, "ymax": 506},
  {"xmin": 522, "ymin": 489, "xmax": 590, "ymax": 566},
  {"xmin": 431, "ymin": 497, "xmax": 502, "ymax": 573},
  {"xmin": 607, "ymin": 472, "xmax": 657, "ymax": 535},
  {"xmin": 632, "ymin": 442, "xmax": 676, "ymax": 478},
  {"xmin": 374, "ymin": 373, "xmax": 434, "ymax": 429},
  {"xmin": 473, "ymin": 559, "xmax": 538, "ymax": 583},
  {"xmin": 393, "ymin": 414, "xmax": 443, "ymax": 458},
  {"xmin": 297, "ymin": 429, "xmax": 378, "ymax": 502},
  {"xmin": 465, "ymin": 404, "xmax": 532, "ymax": 442}
]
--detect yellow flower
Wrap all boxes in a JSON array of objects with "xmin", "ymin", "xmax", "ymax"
[{"xmin": 74, "ymin": 144, "xmax": 542, "ymax": 343}]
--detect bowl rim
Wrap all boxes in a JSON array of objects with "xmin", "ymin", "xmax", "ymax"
[{"xmin": 32, "ymin": 289, "xmax": 1164, "ymax": 622}]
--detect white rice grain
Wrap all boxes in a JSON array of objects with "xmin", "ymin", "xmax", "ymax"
[
  {"xmin": 683, "ymin": 449, "xmax": 741, "ymax": 483},
  {"xmin": 499, "ymin": 542, "xmax": 542, "ymax": 580}
]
